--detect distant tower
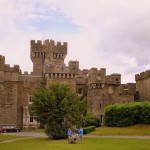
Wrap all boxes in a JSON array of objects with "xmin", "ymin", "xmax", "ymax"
[{"xmin": 30, "ymin": 39, "xmax": 67, "ymax": 76}]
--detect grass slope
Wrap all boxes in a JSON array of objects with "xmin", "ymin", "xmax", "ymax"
[{"xmin": 87, "ymin": 124, "xmax": 150, "ymax": 136}]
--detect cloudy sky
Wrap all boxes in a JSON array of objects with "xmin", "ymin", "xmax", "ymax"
[{"xmin": 0, "ymin": 0, "xmax": 150, "ymax": 83}]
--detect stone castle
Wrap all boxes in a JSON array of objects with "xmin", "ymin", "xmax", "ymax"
[{"xmin": 0, "ymin": 39, "xmax": 150, "ymax": 129}]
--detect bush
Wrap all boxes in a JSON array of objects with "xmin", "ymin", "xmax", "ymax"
[
  {"xmin": 82, "ymin": 112, "xmax": 101, "ymax": 127},
  {"xmin": 103, "ymin": 102, "xmax": 150, "ymax": 127},
  {"xmin": 45, "ymin": 122, "xmax": 68, "ymax": 139},
  {"xmin": 83, "ymin": 126, "xmax": 96, "ymax": 134}
]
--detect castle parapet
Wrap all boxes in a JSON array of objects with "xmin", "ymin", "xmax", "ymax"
[
  {"xmin": 13, "ymin": 65, "xmax": 20, "ymax": 72},
  {"xmin": 82, "ymin": 69, "xmax": 89, "ymax": 76},
  {"xmin": 24, "ymin": 71, "xmax": 28, "ymax": 75},
  {"xmin": 135, "ymin": 70, "xmax": 150, "ymax": 81},
  {"xmin": 56, "ymin": 41, "xmax": 67, "ymax": 52},
  {"xmin": 31, "ymin": 39, "xmax": 67, "ymax": 53},
  {"xmin": 0, "ymin": 55, "xmax": 5, "ymax": 71},
  {"xmin": 106, "ymin": 73, "xmax": 121, "ymax": 85},
  {"xmin": 69, "ymin": 60, "xmax": 79, "ymax": 74},
  {"xmin": 4, "ymin": 64, "xmax": 20, "ymax": 73},
  {"xmin": 119, "ymin": 83, "xmax": 136, "ymax": 95},
  {"xmin": 31, "ymin": 40, "xmax": 43, "ymax": 52},
  {"xmin": 87, "ymin": 68, "xmax": 106, "ymax": 84}
]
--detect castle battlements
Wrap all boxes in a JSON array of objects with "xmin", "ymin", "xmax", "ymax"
[
  {"xmin": 4, "ymin": 64, "xmax": 20, "ymax": 73},
  {"xmin": 0, "ymin": 55, "xmax": 5, "ymax": 61},
  {"xmin": 135, "ymin": 70, "xmax": 150, "ymax": 81},
  {"xmin": 105, "ymin": 73, "xmax": 121, "ymax": 85},
  {"xmin": 23, "ymin": 71, "xmax": 29, "ymax": 75},
  {"xmin": 31, "ymin": 39, "xmax": 67, "ymax": 53}
]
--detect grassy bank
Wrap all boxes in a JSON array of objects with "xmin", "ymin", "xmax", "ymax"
[{"xmin": 87, "ymin": 124, "xmax": 150, "ymax": 136}]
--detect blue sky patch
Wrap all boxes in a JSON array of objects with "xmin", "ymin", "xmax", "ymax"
[{"xmin": 32, "ymin": 18, "xmax": 81, "ymax": 33}]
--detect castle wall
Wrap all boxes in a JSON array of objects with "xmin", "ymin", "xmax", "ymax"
[
  {"xmin": 0, "ymin": 39, "xmax": 143, "ymax": 129},
  {"xmin": 18, "ymin": 74, "xmax": 45, "ymax": 129},
  {"xmin": 0, "ymin": 81, "xmax": 18, "ymax": 126},
  {"xmin": 87, "ymin": 83, "xmax": 135, "ymax": 119},
  {"xmin": 0, "ymin": 59, "xmax": 20, "ymax": 127},
  {"xmin": 87, "ymin": 67, "xmax": 135, "ymax": 121},
  {"xmin": 46, "ymin": 75, "xmax": 76, "ymax": 91},
  {"xmin": 135, "ymin": 70, "xmax": 150, "ymax": 101}
]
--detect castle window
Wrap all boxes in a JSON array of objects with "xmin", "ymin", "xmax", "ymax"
[
  {"xmin": 78, "ymin": 89, "xmax": 82, "ymax": 94},
  {"xmin": 42, "ymin": 52, "xmax": 45, "ymax": 58},
  {"xmin": 99, "ymin": 103, "xmax": 101, "ymax": 108},
  {"xmin": 30, "ymin": 114, "xmax": 34, "ymax": 122},
  {"xmin": 96, "ymin": 84, "xmax": 100, "ymax": 88},
  {"xmin": 28, "ymin": 95, "xmax": 32, "ymax": 103},
  {"xmin": 25, "ymin": 113, "xmax": 27, "ymax": 122},
  {"xmin": 116, "ymin": 78, "xmax": 119, "ymax": 81}
]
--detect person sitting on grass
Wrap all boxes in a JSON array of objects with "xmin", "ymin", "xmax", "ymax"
[{"xmin": 70, "ymin": 131, "xmax": 79, "ymax": 144}]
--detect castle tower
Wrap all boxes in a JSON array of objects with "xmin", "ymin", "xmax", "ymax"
[
  {"xmin": 44, "ymin": 40, "xmax": 67, "ymax": 74},
  {"xmin": 135, "ymin": 70, "xmax": 150, "ymax": 101},
  {"xmin": 30, "ymin": 39, "xmax": 67, "ymax": 76},
  {"xmin": 31, "ymin": 40, "xmax": 45, "ymax": 76}
]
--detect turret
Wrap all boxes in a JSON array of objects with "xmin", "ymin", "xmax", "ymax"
[{"xmin": 30, "ymin": 40, "xmax": 44, "ymax": 76}]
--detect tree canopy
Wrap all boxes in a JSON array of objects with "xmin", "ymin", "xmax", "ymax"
[{"xmin": 29, "ymin": 82, "xmax": 87, "ymax": 139}]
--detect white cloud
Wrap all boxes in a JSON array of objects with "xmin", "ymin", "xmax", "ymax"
[{"xmin": 0, "ymin": 0, "xmax": 150, "ymax": 83}]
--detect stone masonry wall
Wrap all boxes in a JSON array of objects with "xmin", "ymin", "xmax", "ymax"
[{"xmin": 135, "ymin": 70, "xmax": 150, "ymax": 102}]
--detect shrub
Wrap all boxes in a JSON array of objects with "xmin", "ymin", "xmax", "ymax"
[
  {"xmin": 83, "ymin": 126, "xmax": 96, "ymax": 134},
  {"xmin": 103, "ymin": 102, "xmax": 150, "ymax": 127},
  {"xmin": 82, "ymin": 112, "xmax": 101, "ymax": 127}
]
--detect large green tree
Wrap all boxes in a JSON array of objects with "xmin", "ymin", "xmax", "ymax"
[{"xmin": 29, "ymin": 82, "xmax": 86, "ymax": 139}]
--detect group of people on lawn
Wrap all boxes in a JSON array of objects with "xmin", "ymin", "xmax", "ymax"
[{"xmin": 67, "ymin": 127, "xmax": 84, "ymax": 144}]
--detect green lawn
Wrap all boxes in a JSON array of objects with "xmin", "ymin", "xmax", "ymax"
[
  {"xmin": 0, "ymin": 135, "xmax": 27, "ymax": 142},
  {"xmin": 0, "ymin": 124, "xmax": 150, "ymax": 150},
  {"xmin": 87, "ymin": 124, "xmax": 150, "ymax": 136},
  {"xmin": 0, "ymin": 137, "xmax": 150, "ymax": 150}
]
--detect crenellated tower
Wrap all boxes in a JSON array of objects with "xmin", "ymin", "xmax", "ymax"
[
  {"xmin": 30, "ymin": 39, "xmax": 67, "ymax": 76},
  {"xmin": 135, "ymin": 70, "xmax": 150, "ymax": 101}
]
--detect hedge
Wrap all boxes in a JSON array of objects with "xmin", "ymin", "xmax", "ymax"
[
  {"xmin": 103, "ymin": 102, "xmax": 150, "ymax": 127},
  {"xmin": 83, "ymin": 126, "xmax": 96, "ymax": 134},
  {"xmin": 82, "ymin": 112, "xmax": 101, "ymax": 127}
]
